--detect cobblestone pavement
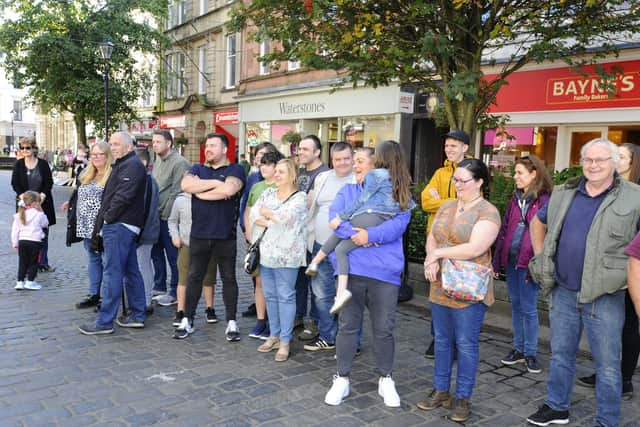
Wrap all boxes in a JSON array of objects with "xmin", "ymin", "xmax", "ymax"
[{"xmin": 0, "ymin": 170, "xmax": 639, "ymax": 426}]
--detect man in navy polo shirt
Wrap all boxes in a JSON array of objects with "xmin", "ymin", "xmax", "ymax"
[
  {"xmin": 174, "ymin": 133, "xmax": 245, "ymax": 341},
  {"xmin": 526, "ymin": 138, "xmax": 640, "ymax": 427}
]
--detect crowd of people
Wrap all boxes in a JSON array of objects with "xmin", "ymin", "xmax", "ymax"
[{"xmin": 9, "ymin": 130, "xmax": 640, "ymax": 426}]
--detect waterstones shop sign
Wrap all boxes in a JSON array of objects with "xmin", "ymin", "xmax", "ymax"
[{"xmin": 278, "ymin": 101, "xmax": 327, "ymax": 116}]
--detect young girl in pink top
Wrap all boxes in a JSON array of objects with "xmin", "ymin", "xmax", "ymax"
[{"xmin": 11, "ymin": 191, "xmax": 49, "ymax": 290}]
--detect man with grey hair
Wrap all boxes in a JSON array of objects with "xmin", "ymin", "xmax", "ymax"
[
  {"xmin": 526, "ymin": 138, "xmax": 640, "ymax": 427},
  {"xmin": 79, "ymin": 131, "xmax": 148, "ymax": 335}
]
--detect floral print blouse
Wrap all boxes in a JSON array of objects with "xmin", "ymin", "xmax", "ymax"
[
  {"xmin": 76, "ymin": 181, "xmax": 104, "ymax": 238},
  {"xmin": 250, "ymin": 187, "xmax": 307, "ymax": 268}
]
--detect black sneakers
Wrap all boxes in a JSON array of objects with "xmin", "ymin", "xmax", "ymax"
[
  {"xmin": 116, "ymin": 316, "xmax": 144, "ymax": 328},
  {"xmin": 304, "ymin": 337, "xmax": 336, "ymax": 351},
  {"xmin": 205, "ymin": 307, "xmax": 218, "ymax": 324},
  {"xmin": 78, "ymin": 322, "xmax": 114, "ymax": 335},
  {"xmin": 525, "ymin": 356, "xmax": 542, "ymax": 374},
  {"xmin": 526, "ymin": 404, "xmax": 569, "ymax": 426},
  {"xmin": 76, "ymin": 294, "xmax": 100, "ymax": 309},
  {"xmin": 424, "ymin": 340, "xmax": 435, "ymax": 359},
  {"xmin": 173, "ymin": 310, "xmax": 184, "ymax": 327},
  {"xmin": 501, "ymin": 349, "xmax": 525, "ymax": 365},
  {"xmin": 576, "ymin": 373, "xmax": 596, "ymax": 388}
]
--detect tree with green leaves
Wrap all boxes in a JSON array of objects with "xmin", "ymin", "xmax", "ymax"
[
  {"xmin": 0, "ymin": 0, "xmax": 167, "ymax": 144},
  {"xmin": 230, "ymin": 1, "xmax": 639, "ymax": 139}
]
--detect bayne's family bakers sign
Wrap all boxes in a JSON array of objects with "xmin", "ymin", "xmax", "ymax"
[{"xmin": 487, "ymin": 59, "xmax": 640, "ymax": 113}]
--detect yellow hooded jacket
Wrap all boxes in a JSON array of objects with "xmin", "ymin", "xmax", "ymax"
[{"xmin": 421, "ymin": 159, "xmax": 459, "ymax": 234}]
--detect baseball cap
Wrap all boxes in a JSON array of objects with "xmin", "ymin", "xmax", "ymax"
[{"xmin": 445, "ymin": 130, "xmax": 470, "ymax": 145}]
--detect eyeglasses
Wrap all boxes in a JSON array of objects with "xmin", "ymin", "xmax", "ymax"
[
  {"xmin": 90, "ymin": 153, "xmax": 107, "ymax": 158},
  {"xmin": 20, "ymin": 146, "xmax": 33, "ymax": 150},
  {"xmin": 451, "ymin": 177, "xmax": 474, "ymax": 185},
  {"xmin": 581, "ymin": 157, "xmax": 612, "ymax": 166}
]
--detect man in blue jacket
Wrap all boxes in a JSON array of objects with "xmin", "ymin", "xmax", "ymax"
[{"xmin": 78, "ymin": 132, "xmax": 148, "ymax": 335}]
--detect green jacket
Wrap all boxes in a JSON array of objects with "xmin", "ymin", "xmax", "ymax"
[{"xmin": 529, "ymin": 176, "xmax": 640, "ymax": 304}]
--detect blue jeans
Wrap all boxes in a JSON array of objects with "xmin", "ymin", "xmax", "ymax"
[
  {"xmin": 96, "ymin": 224, "xmax": 146, "ymax": 328},
  {"xmin": 83, "ymin": 238, "xmax": 103, "ymax": 296},
  {"xmin": 311, "ymin": 241, "xmax": 338, "ymax": 343},
  {"xmin": 295, "ymin": 251, "xmax": 317, "ymax": 321},
  {"xmin": 546, "ymin": 286, "xmax": 625, "ymax": 427},
  {"xmin": 261, "ymin": 265, "xmax": 298, "ymax": 344},
  {"xmin": 431, "ymin": 301, "xmax": 487, "ymax": 399},
  {"xmin": 505, "ymin": 262, "xmax": 540, "ymax": 356},
  {"xmin": 151, "ymin": 220, "xmax": 178, "ymax": 297}
]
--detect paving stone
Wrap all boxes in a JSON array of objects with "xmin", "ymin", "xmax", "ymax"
[{"xmin": 247, "ymin": 407, "xmax": 286, "ymax": 423}]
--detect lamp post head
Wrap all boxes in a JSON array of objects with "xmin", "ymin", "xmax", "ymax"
[{"xmin": 99, "ymin": 38, "xmax": 114, "ymax": 61}]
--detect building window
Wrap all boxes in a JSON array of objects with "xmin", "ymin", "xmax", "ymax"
[
  {"xmin": 165, "ymin": 54, "xmax": 174, "ymax": 98},
  {"xmin": 13, "ymin": 100, "xmax": 23, "ymax": 121},
  {"xmin": 288, "ymin": 60, "xmax": 300, "ymax": 71},
  {"xmin": 176, "ymin": 53, "xmax": 186, "ymax": 98},
  {"xmin": 199, "ymin": 0, "xmax": 207, "ymax": 15},
  {"xmin": 167, "ymin": 0, "xmax": 174, "ymax": 29},
  {"xmin": 198, "ymin": 46, "xmax": 207, "ymax": 94},
  {"xmin": 225, "ymin": 34, "xmax": 237, "ymax": 89},
  {"xmin": 259, "ymin": 39, "xmax": 270, "ymax": 76},
  {"xmin": 177, "ymin": 0, "xmax": 186, "ymax": 25}
]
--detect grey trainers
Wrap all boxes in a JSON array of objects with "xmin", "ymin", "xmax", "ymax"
[
  {"xmin": 156, "ymin": 294, "xmax": 177, "ymax": 307},
  {"xmin": 298, "ymin": 320, "xmax": 318, "ymax": 341}
]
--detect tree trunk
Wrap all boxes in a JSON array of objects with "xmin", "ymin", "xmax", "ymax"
[{"xmin": 73, "ymin": 114, "xmax": 87, "ymax": 147}]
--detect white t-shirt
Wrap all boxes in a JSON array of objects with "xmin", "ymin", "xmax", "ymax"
[{"xmin": 314, "ymin": 172, "xmax": 355, "ymax": 245}]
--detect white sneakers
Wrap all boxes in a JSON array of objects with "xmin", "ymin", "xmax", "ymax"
[
  {"xmin": 325, "ymin": 375, "xmax": 401, "ymax": 407},
  {"xmin": 378, "ymin": 376, "xmax": 401, "ymax": 407},
  {"xmin": 16, "ymin": 281, "xmax": 41, "ymax": 290},
  {"xmin": 325, "ymin": 375, "xmax": 350, "ymax": 406},
  {"xmin": 329, "ymin": 290, "xmax": 353, "ymax": 315}
]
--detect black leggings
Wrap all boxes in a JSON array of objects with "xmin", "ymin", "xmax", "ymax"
[
  {"xmin": 321, "ymin": 213, "xmax": 389, "ymax": 276},
  {"xmin": 622, "ymin": 290, "xmax": 640, "ymax": 382},
  {"xmin": 18, "ymin": 240, "xmax": 42, "ymax": 281}
]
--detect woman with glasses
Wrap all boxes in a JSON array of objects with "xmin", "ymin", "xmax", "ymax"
[
  {"xmin": 11, "ymin": 136, "xmax": 56, "ymax": 272},
  {"xmin": 62, "ymin": 142, "xmax": 113, "ymax": 309},
  {"xmin": 492, "ymin": 155, "xmax": 553, "ymax": 374},
  {"xmin": 417, "ymin": 158, "xmax": 500, "ymax": 422}
]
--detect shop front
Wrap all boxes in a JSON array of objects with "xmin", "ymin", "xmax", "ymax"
[
  {"xmin": 484, "ymin": 54, "xmax": 640, "ymax": 171},
  {"xmin": 238, "ymin": 85, "xmax": 412, "ymax": 163}
]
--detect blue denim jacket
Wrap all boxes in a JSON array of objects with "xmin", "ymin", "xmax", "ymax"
[{"xmin": 338, "ymin": 168, "xmax": 415, "ymax": 220}]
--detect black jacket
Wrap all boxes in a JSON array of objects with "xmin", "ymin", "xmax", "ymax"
[
  {"xmin": 11, "ymin": 158, "xmax": 56, "ymax": 226},
  {"xmin": 98, "ymin": 151, "xmax": 147, "ymax": 229}
]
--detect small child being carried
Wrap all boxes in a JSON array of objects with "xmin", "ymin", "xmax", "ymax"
[
  {"xmin": 306, "ymin": 141, "xmax": 415, "ymax": 314},
  {"xmin": 11, "ymin": 191, "xmax": 49, "ymax": 291}
]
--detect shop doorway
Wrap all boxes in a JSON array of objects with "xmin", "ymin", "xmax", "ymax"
[{"xmin": 569, "ymin": 127, "xmax": 606, "ymax": 165}]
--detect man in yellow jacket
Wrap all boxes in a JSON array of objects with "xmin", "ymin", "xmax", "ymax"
[{"xmin": 420, "ymin": 130, "xmax": 470, "ymax": 358}]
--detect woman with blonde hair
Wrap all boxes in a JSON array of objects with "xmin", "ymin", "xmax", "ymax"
[
  {"xmin": 62, "ymin": 142, "xmax": 113, "ymax": 309},
  {"xmin": 250, "ymin": 158, "xmax": 307, "ymax": 362}
]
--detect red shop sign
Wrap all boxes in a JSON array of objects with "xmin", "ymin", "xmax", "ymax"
[
  {"xmin": 214, "ymin": 110, "xmax": 239, "ymax": 125},
  {"xmin": 159, "ymin": 115, "xmax": 186, "ymax": 129},
  {"xmin": 487, "ymin": 59, "xmax": 640, "ymax": 113}
]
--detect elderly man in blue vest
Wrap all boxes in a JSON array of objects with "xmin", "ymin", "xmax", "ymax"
[{"xmin": 526, "ymin": 138, "xmax": 640, "ymax": 427}]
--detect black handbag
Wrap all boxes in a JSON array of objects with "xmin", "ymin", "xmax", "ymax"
[
  {"xmin": 243, "ymin": 228, "xmax": 267, "ymax": 276},
  {"xmin": 65, "ymin": 189, "xmax": 83, "ymax": 247}
]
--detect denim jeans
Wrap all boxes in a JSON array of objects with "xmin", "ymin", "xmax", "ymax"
[
  {"xmin": 546, "ymin": 286, "xmax": 625, "ymax": 427},
  {"xmin": 336, "ymin": 275, "xmax": 398, "ymax": 377},
  {"xmin": 83, "ymin": 238, "xmax": 103, "ymax": 296},
  {"xmin": 151, "ymin": 220, "xmax": 179, "ymax": 297},
  {"xmin": 431, "ymin": 301, "xmax": 487, "ymax": 399},
  {"xmin": 260, "ymin": 265, "xmax": 298, "ymax": 344},
  {"xmin": 136, "ymin": 244, "xmax": 154, "ymax": 306},
  {"xmin": 310, "ymin": 241, "xmax": 338, "ymax": 343},
  {"xmin": 505, "ymin": 262, "xmax": 540, "ymax": 356},
  {"xmin": 96, "ymin": 223, "xmax": 146, "ymax": 328},
  {"xmin": 295, "ymin": 250, "xmax": 317, "ymax": 321}
]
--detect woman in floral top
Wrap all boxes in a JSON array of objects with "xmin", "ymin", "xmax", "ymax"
[
  {"xmin": 250, "ymin": 158, "xmax": 307, "ymax": 362},
  {"xmin": 63, "ymin": 142, "xmax": 113, "ymax": 309},
  {"xmin": 417, "ymin": 159, "xmax": 500, "ymax": 422}
]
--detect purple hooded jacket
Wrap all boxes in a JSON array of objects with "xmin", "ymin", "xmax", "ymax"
[{"xmin": 492, "ymin": 191, "xmax": 550, "ymax": 272}]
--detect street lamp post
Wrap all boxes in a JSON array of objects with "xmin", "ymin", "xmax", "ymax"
[
  {"xmin": 99, "ymin": 38, "xmax": 114, "ymax": 142},
  {"xmin": 9, "ymin": 109, "xmax": 15, "ymax": 151}
]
